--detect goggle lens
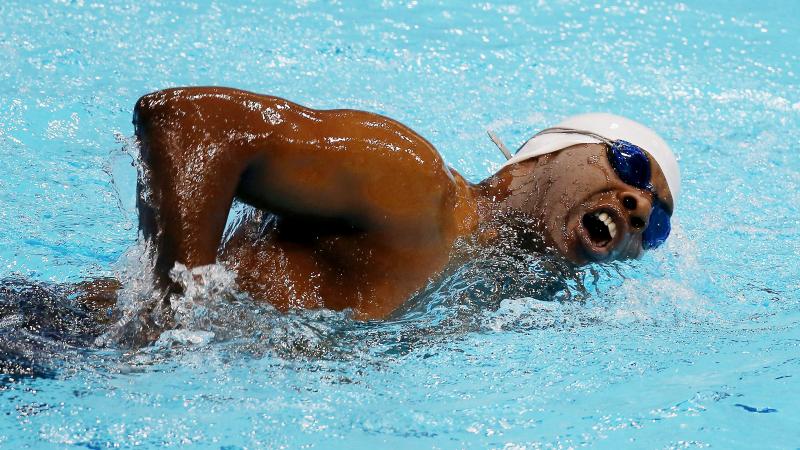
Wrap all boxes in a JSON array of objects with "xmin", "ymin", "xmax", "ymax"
[
  {"xmin": 607, "ymin": 140, "xmax": 652, "ymax": 190},
  {"xmin": 607, "ymin": 140, "xmax": 671, "ymax": 250},
  {"xmin": 642, "ymin": 201, "xmax": 671, "ymax": 249}
]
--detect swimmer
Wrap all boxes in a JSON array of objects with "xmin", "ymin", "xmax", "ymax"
[{"xmin": 130, "ymin": 86, "xmax": 678, "ymax": 321}]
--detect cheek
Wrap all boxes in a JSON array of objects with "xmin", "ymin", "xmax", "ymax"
[
  {"xmin": 550, "ymin": 177, "xmax": 599, "ymax": 215},
  {"xmin": 529, "ymin": 157, "xmax": 613, "ymax": 226}
]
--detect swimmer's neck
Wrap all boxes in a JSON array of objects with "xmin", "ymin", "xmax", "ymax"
[{"xmin": 465, "ymin": 160, "xmax": 544, "ymax": 249}]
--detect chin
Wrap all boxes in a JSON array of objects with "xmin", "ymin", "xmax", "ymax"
[
  {"xmin": 552, "ymin": 225, "xmax": 637, "ymax": 265},
  {"xmin": 545, "ymin": 230, "xmax": 589, "ymax": 265}
]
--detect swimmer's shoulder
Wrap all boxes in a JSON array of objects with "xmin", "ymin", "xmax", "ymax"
[
  {"xmin": 134, "ymin": 86, "xmax": 286, "ymax": 122},
  {"xmin": 133, "ymin": 86, "xmax": 456, "ymax": 182},
  {"xmin": 336, "ymin": 109, "xmax": 446, "ymax": 166}
]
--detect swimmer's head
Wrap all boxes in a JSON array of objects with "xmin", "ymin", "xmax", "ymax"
[{"xmin": 484, "ymin": 113, "xmax": 679, "ymax": 264}]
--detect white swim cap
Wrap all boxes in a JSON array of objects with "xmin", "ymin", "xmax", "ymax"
[{"xmin": 498, "ymin": 113, "xmax": 680, "ymax": 200}]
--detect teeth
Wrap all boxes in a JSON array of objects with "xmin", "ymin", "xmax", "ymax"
[{"xmin": 594, "ymin": 211, "xmax": 617, "ymax": 240}]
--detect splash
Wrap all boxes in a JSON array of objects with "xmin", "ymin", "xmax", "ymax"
[
  {"xmin": 92, "ymin": 240, "xmax": 165, "ymax": 349},
  {"xmin": 93, "ymin": 240, "xmax": 355, "ymax": 360}
]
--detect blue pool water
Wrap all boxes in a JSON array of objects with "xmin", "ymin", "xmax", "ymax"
[{"xmin": 1, "ymin": 0, "xmax": 799, "ymax": 448}]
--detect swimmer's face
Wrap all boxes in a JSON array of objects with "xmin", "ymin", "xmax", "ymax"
[{"xmin": 505, "ymin": 143, "xmax": 674, "ymax": 264}]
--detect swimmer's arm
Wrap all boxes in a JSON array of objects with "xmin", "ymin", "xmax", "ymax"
[
  {"xmin": 133, "ymin": 87, "xmax": 455, "ymax": 284},
  {"xmin": 234, "ymin": 110, "xmax": 456, "ymax": 236}
]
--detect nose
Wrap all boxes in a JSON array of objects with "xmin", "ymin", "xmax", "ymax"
[{"xmin": 618, "ymin": 190, "xmax": 652, "ymax": 231}]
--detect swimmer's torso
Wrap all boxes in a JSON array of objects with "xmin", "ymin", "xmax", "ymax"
[{"xmin": 134, "ymin": 87, "xmax": 479, "ymax": 319}]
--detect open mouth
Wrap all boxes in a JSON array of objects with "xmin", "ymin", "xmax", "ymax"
[{"xmin": 581, "ymin": 210, "xmax": 617, "ymax": 248}]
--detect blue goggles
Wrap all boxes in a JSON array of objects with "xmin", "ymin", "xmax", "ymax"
[{"xmin": 606, "ymin": 140, "xmax": 672, "ymax": 249}]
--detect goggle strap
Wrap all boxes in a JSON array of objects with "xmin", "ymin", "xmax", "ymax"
[
  {"xmin": 533, "ymin": 127, "xmax": 616, "ymax": 146},
  {"xmin": 487, "ymin": 130, "xmax": 513, "ymax": 160},
  {"xmin": 492, "ymin": 127, "xmax": 617, "ymax": 161}
]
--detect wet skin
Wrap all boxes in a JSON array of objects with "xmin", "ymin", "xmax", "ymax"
[{"xmin": 132, "ymin": 87, "xmax": 673, "ymax": 320}]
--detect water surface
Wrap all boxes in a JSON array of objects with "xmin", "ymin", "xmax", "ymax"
[{"xmin": 1, "ymin": 0, "xmax": 799, "ymax": 448}]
